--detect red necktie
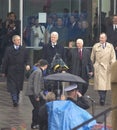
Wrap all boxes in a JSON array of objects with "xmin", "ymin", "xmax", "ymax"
[{"xmin": 79, "ymin": 49, "xmax": 82, "ymax": 59}]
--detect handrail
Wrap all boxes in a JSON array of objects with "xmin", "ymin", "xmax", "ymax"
[
  {"xmin": 26, "ymin": 46, "xmax": 92, "ymax": 49},
  {"xmin": 72, "ymin": 105, "xmax": 117, "ymax": 130}
]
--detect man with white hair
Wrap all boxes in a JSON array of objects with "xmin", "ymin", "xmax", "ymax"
[
  {"xmin": 68, "ymin": 38, "xmax": 93, "ymax": 95},
  {"xmin": 42, "ymin": 31, "xmax": 65, "ymax": 71},
  {"xmin": 42, "ymin": 31, "xmax": 65, "ymax": 95},
  {"xmin": 91, "ymin": 33, "xmax": 116, "ymax": 106}
]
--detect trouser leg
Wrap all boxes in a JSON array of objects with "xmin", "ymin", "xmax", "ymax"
[
  {"xmin": 32, "ymin": 108, "xmax": 39, "ymax": 125},
  {"xmin": 10, "ymin": 86, "xmax": 20, "ymax": 106},
  {"xmin": 29, "ymin": 95, "xmax": 40, "ymax": 126},
  {"xmin": 11, "ymin": 92, "xmax": 19, "ymax": 107},
  {"xmin": 98, "ymin": 90, "xmax": 107, "ymax": 106}
]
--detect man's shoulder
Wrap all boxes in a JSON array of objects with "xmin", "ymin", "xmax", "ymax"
[
  {"xmin": 92, "ymin": 42, "xmax": 100, "ymax": 48},
  {"xmin": 106, "ymin": 42, "xmax": 115, "ymax": 48},
  {"xmin": 44, "ymin": 43, "xmax": 51, "ymax": 46},
  {"xmin": 5, "ymin": 45, "xmax": 14, "ymax": 52}
]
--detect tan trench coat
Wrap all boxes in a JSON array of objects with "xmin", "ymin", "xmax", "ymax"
[
  {"xmin": 111, "ymin": 61, "xmax": 117, "ymax": 130},
  {"xmin": 91, "ymin": 42, "xmax": 116, "ymax": 90}
]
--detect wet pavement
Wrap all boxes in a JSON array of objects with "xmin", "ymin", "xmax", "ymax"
[{"xmin": 0, "ymin": 77, "xmax": 112, "ymax": 129}]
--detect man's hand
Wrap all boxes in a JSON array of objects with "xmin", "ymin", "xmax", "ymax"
[
  {"xmin": 88, "ymin": 72, "xmax": 93, "ymax": 76},
  {"xmin": 76, "ymin": 91, "xmax": 82, "ymax": 97},
  {"xmin": 60, "ymin": 95, "xmax": 66, "ymax": 100}
]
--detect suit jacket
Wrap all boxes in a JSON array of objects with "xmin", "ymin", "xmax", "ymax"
[
  {"xmin": 106, "ymin": 24, "xmax": 117, "ymax": 47},
  {"xmin": 68, "ymin": 47, "xmax": 93, "ymax": 82},
  {"xmin": 68, "ymin": 22, "xmax": 78, "ymax": 41},
  {"xmin": 42, "ymin": 43, "xmax": 65, "ymax": 67}
]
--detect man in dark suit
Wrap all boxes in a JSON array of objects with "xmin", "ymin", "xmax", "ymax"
[
  {"xmin": 2, "ymin": 35, "xmax": 30, "ymax": 107},
  {"xmin": 68, "ymin": 38, "xmax": 93, "ymax": 95},
  {"xmin": 42, "ymin": 31, "xmax": 65, "ymax": 72},
  {"xmin": 42, "ymin": 31, "xmax": 65, "ymax": 95},
  {"xmin": 106, "ymin": 15, "xmax": 117, "ymax": 57},
  {"xmin": 68, "ymin": 15, "xmax": 78, "ymax": 41}
]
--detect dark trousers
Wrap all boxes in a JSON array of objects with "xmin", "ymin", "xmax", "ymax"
[
  {"xmin": 29, "ymin": 95, "xmax": 40, "ymax": 125},
  {"xmin": 11, "ymin": 91, "xmax": 20, "ymax": 104},
  {"xmin": 98, "ymin": 90, "xmax": 107, "ymax": 102},
  {"xmin": 29, "ymin": 95, "xmax": 46, "ymax": 125}
]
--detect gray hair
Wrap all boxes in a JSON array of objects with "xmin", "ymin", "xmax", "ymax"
[
  {"xmin": 12, "ymin": 35, "xmax": 20, "ymax": 42},
  {"xmin": 50, "ymin": 32, "xmax": 59, "ymax": 38},
  {"xmin": 76, "ymin": 38, "xmax": 84, "ymax": 45}
]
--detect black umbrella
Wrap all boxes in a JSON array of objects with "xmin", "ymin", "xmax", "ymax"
[
  {"xmin": 44, "ymin": 72, "xmax": 86, "ymax": 83},
  {"xmin": 44, "ymin": 72, "xmax": 86, "ymax": 99}
]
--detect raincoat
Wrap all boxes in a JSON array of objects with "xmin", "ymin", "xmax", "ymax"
[{"xmin": 47, "ymin": 100, "xmax": 96, "ymax": 130}]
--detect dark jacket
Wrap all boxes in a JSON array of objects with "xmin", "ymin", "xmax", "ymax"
[
  {"xmin": 68, "ymin": 48, "xmax": 93, "ymax": 82},
  {"xmin": 42, "ymin": 43, "xmax": 65, "ymax": 67},
  {"xmin": 67, "ymin": 97, "xmax": 90, "ymax": 109},
  {"xmin": 106, "ymin": 24, "xmax": 117, "ymax": 48},
  {"xmin": 2, "ymin": 45, "xmax": 30, "ymax": 93},
  {"xmin": 38, "ymin": 104, "xmax": 48, "ymax": 130}
]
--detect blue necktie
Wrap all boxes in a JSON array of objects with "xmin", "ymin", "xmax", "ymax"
[{"xmin": 102, "ymin": 44, "xmax": 105, "ymax": 49}]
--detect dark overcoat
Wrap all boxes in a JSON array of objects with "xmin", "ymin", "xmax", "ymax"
[
  {"xmin": 42, "ymin": 43, "xmax": 65, "ymax": 66},
  {"xmin": 68, "ymin": 48, "xmax": 93, "ymax": 82},
  {"xmin": 2, "ymin": 45, "xmax": 30, "ymax": 93}
]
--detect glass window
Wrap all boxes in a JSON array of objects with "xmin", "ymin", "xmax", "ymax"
[{"xmin": 0, "ymin": 0, "xmax": 117, "ymax": 48}]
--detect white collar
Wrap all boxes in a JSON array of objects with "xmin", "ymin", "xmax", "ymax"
[
  {"xmin": 52, "ymin": 43, "xmax": 57, "ymax": 47},
  {"xmin": 14, "ymin": 45, "xmax": 19, "ymax": 49}
]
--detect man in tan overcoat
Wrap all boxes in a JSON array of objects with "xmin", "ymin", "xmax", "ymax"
[
  {"xmin": 111, "ymin": 61, "xmax": 117, "ymax": 130},
  {"xmin": 91, "ymin": 33, "xmax": 116, "ymax": 106}
]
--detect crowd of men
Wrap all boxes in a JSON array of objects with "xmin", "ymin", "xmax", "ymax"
[{"xmin": 0, "ymin": 11, "xmax": 117, "ymax": 129}]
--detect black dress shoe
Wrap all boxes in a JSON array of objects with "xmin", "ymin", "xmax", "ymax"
[{"xmin": 13, "ymin": 102, "xmax": 18, "ymax": 107}]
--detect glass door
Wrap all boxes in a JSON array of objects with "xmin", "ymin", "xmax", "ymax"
[{"xmin": 92, "ymin": 0, "xmax": 117, "ymax": 44}]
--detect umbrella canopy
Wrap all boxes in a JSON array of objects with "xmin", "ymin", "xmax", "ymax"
[{"xmin": 44, "ymin": 72, "xmax": 86, "ymax": 84}]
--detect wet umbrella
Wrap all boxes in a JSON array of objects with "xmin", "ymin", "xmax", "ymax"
[
  {"xmin": 44, "ymin": 72, "xmax": 86, "ymax": 83},
  {"xmin": 44, "ymin": 72, "xmax": 86, "ymax": 99}
]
